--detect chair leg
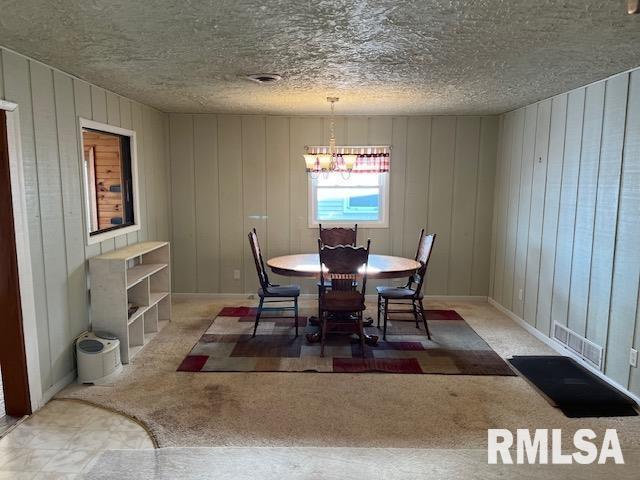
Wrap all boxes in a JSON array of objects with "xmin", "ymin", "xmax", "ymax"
[
  {"xmin": 253, "ymin": 297, "xmax": 264, "ymax": 337},
  {"xmin": 317, "ymin": 285, "xmax": 323, "ymax": 323},
  {"xmin": 419, "ymin": 299, "xmax": 431, "ymax": 340},
  {"xmin": 376, "ymin": 294, "xmax": 381, "ymax": 329},
  {"xmin": 358, "ymin": 311, "xmax": 365, "ymax": 358},
  {"xmin": 412, "ymin": 300, "xmax": 419, "ymax": 328},
  {"xmin": 383, "ymin": 298, "xmax": 389, "ymax": 341},
  {"xmin": 320, "ymin": 311, "xmax": 328, "ymax": 357},
  {"xmin": 294, "ymin": 296, "xmax": 299, "ymax": 337}
]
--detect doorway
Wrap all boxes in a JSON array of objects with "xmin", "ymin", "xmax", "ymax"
[{"xmin": 0, "ymin": 108, "xmax": 32, "ymax": 433}]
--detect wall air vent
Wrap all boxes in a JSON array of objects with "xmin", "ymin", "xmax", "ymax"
[{"xmin": 553, "ymin": 322, "xmax": 604, "ymax": 370}]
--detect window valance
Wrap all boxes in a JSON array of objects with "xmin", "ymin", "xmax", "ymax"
[{"xmin": 304, "ymin": 146, "xmax": 390, "ymax": 173}]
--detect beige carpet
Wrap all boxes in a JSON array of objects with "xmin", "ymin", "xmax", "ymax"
[{"xmin": 59, "ymin": 297, "xmax": 640, "ymax": 451}]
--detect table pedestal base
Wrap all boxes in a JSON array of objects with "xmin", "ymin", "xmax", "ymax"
[
  {"xmin": 306, "ymin": 315, "xmax": 379, "ymax": 346},
  {"xmin": 308, "ymin": 316, "xmax": 374, "ymax": 327},
  {"xmin": 305, "ymin": 331, "xmax": 379, "ymax": 346}
]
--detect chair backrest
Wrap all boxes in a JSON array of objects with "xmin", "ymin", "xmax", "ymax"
[
  {"xmin": 318, "ymin": 239, "xmax": 370, "ymax": 295},
  {"xmin": 248, "ymin": 228, "xmax": 270, "ymax": 289},
  {"xmin": 319, "ymin": 224, "xmax": 358, "ymax": 247},
  {"xmin": 408, "ymin": 230, "xmax": 436, "ymax": 294}
]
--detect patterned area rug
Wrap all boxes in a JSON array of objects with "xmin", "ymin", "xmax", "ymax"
[{"xmin": 177, "ymin": 307, "xmax": 515, "ymax": 375}]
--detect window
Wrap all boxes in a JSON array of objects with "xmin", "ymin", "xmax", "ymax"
[
  {"xmin": 309, "ymin": 172, "xmax": 389, "ymax": 227},
  {"xmin": 79, "ymin": 119, "xmax": 140, "ymax": 245}
]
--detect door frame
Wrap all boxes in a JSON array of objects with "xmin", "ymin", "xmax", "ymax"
[{"xmin": 1, "ymin": 99, "xmax": 43, "ymax": 412}]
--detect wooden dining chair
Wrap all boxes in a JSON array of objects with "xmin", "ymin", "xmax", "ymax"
[
  {"xmin": 317, "ymin": 224, "xmax": 358, "ymax": 290},
  {"xmin": 376, "ymin": 230, "xmax": 436, "ymax": 340},
  {"xmin": 317, "ymin": 239, "xmax": 371, "ymax": 357},
  {"xmin": 318, "ymin": 224, "xmax": 358, "ymax": 247},
  {"xmin": 248, "ymin": 228, "xmax": 300, "ymax": 337}
]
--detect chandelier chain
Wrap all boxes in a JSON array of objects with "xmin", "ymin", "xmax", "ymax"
[{"xmin": 329, "ymin": 98, "xmax": 336, "ymax": 155}]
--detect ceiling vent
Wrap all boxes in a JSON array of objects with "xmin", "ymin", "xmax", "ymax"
[{"xmin": 246, "ymin": 73, "xmax": 282, "ymax": 84}]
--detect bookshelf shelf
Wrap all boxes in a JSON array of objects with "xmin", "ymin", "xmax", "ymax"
[{"xmin": 89, "ymin": 241, "xmax": 171, "ymax": 364}]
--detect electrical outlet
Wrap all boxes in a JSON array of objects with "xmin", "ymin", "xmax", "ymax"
[
  {"xmin": 518, "ymin": 288, "xmax": 523, "ymax": 301},
  {"xmin": 630, "ymin": 348, "xmax": 638, "ymax": 368},
  {"xmin": 233, "ymin": 269, "xmax": 241, "ymax": 280}
]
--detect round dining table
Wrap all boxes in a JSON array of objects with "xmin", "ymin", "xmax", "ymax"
[
  {"xmin": 266, "ymin": 253, "xmax": 421, "ymax": 280},
  {"xmin": 266, "ymin": 253, "xmax": 421, "ymax": 345}
]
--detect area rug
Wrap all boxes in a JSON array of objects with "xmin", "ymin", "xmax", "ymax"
[{"xmin": 177, "ymin": 307, "xmax": 515, "ymax": 375}]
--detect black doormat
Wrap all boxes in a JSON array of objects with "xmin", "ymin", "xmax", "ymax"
[{"xmin": 508, "ymin": 355, "xmax": 638, "ymax": 418}]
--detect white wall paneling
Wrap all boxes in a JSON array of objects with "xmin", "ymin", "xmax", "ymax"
[
  {"xmin": 535, "ymin": 95, "xmax": 567, "ymax": 337},
  {"xmin": 487, "ymin": 116, "xmax": 503, "ymax": 297},
  {"xmin": 168, "ymin": 114, "xmax": 498, "ymax": 296},
  {"xmin": 218, "ymin": 116, "xmax": 245, "ymax": 293},
  {"xmin": 194, "ymin": 115, "xmax": 220, "ymax": 293},
  {"xmin": 585, "ymin": 75, "xmax": 628, "ymax": 348},
  {"xmin": 490, "ymin": 113, "xmax": 512, "ymax": 307},
  {"xmin": 608, "ymin": 70, "xmax": 640, "ymax": 389},
  {"xmin": 567, "ymin": 83, "xmax": 605, "ymax": 337},
  {"xmin": 402, "ymin": 117, "xmax": 431, "ymax": 262},
  {"xmin": 30, "ymin": 61, "xmax": 72, "ymax": 383},
  {"xmin": 0, "ymin": 46, "xmax": 170, "ymax": 393},
  {"xmin": 502, "ymin": 109, "xmax": 525, "ymax": 311},
  {"xmin": 242, "ymin": 116, "xmax": 267, "ymax": 294},
  {"xmin": 168, "ymin": 114, "xmax": 196, "ymax": 292},
  {"xmin": 389, "ymin": 117, "xmax": 408, "ymax": 257},
  {"xmin": 426, "ymin": 117, "xmax": 456, "ymax": 295},
  {"xmin": 265, "ymin": 116, "xmax": 291, "ymax": 287},
  {"xmin": 512, "ymin": 104, "xmax": 537, "ymax": 318},
  {"xmin": 551, "ymin": 89, "xmax": 585, "ymax": 329},
  {"xmin": 471, "ymin": 117, "xmax": 498, "ymax": 296},
  {"xmin": 522, "ymin": 100, "xmax": 551, "ymax": 326},
  {"xmin": 449, "ymin": 117, "xmax": 480, "ymax": 295},
  {"xmin": 491, "ymin": 66, "xmax": 640, "ymax": 396}
]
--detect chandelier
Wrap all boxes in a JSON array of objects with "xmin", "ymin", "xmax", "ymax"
[
  {"xmin": 303, "ymin": 97, "xmax": 391, "ymax": 178},
  {"xmin": 303, "ymin": 97, "xmax": 356, "ymax": 177}
]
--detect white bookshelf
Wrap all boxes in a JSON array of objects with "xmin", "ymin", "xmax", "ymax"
[{"xmin": 89, "ymin": 241, "xmax": 171, "ymax": 364}]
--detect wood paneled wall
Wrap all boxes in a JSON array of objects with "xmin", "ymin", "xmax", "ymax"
[
  {"xmin": 168, "ymin": 114, "xmax": 498, "ymax": 296},
  {"xmin": 490, "ymin": 67, "xmax": 640, "ymax": 395},
  {"xmin": 0, "ymin": 47, "xmax": 171, "ymax": 393}
]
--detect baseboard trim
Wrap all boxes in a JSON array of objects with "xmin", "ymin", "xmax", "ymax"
[
  {"xmin": 173, "ymin": 293, "xmax": 255, "ymax": 299},
  {"xmin": 488, "ymin": 297, "xmax": 640, "ymax": 405},
  {"xmin": 365, "ymin": 294, "xmax": 487, "ymax": 302},
  {"xmin": 424, "ymin": 295, "xmax": 488, "ymax": 302},
  {"xmin": 174, "ymin": 292, "xmax": 487, "ymax": 303},
  {"xmin": 41, "ymin": 370, "xmax": 76, "ymax": 408}
]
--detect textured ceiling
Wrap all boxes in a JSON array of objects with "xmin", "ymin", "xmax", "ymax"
[{"xmin": 0, "ymin": 0, "xmax": 639, "ymax": 115}]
